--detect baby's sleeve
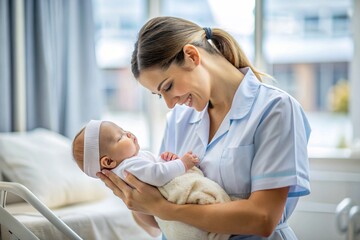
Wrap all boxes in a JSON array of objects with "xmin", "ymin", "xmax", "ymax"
[{"xmin": 117, "ymin": 154, "xmax": 186, "ymax": 187}]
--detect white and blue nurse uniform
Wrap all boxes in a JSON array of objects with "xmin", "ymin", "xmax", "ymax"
[{"xmin": 159, "ymin": 67, "xmax": 311, "ymax": 240}]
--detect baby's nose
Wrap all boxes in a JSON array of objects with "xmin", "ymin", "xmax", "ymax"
[{"xmin": 126, "ymin": 132, "xmax": 132, "ymax": 138}]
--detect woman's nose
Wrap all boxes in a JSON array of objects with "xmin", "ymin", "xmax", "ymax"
[{"xmin": 163, "ymin": 95, "xmax": 179, "ymax": 109}]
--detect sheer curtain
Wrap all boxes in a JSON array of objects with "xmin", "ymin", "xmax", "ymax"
[{"xmin": 0, "ymin": 0, "xmax": 103, "ymax": 137}]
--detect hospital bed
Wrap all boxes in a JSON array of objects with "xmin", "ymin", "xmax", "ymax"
[{"xmin": 0, "ymin": 128, "xmax": 158, "ymax": 240}]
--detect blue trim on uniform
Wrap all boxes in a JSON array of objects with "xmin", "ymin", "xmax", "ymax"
[
  {"xmin": 288, "ymin": 190, "xmax": 310, "ymax": 197},
  {"xmin": 252, "ymin": 170, "xmax": 296, "ymax": 181}
]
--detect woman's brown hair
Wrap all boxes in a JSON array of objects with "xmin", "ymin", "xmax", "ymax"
[{"xmin": 131, "ymin": 16, "xmax": 265, "ymax": 81}]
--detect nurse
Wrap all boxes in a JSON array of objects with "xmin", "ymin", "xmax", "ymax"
[{"xmin": 97, "ymin": 16, "xmax": 311, "ymax": 240}]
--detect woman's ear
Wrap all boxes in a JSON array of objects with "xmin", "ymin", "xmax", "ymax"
[
  {"xmin": 183, "ymin": 44, "xmax": 200, "ymax": 68},
  {"xmin": 100, "ymin": 156, "xmax": 117, "ymax": 169}
]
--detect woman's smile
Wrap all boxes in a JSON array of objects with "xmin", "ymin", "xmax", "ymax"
[{"xmin": 180, "ymin": 94, "xmax": 192, "ymax": 107}]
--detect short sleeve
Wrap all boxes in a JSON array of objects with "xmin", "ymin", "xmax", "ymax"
[{"xmin": 251, "ymin": 95, "xmax": 311, "ymax": 197}]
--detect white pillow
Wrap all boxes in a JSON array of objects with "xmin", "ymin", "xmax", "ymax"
[{"xmin": 0, "ymin": 128, "xmax": 109, "ymax": 208}]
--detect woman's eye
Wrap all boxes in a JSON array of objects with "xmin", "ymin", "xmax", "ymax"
[{"xmin": 164, "ymin": 83, "xmax": 173, "ymax": 92}]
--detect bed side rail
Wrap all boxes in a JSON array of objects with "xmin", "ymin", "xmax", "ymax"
[
  {"xmin": 336, "ymin": 198, "xmax": 360, "ymax": 240},
  {"xmin": 0, "ymin": 181, "xmax": 82, "ymax": 240}
]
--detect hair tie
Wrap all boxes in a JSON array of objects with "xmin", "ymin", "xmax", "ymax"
[
  {"xmin": 203, "ymin": 27, "xmax": 220, "ymax": 53},
  {"xmin": 203, "ymin": 27, "xmax": 212, "ymax": 40}
]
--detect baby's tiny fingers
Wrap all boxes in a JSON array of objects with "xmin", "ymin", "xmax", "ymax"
[{"xmin": 162, "ymin": 152, "xmax": 171, "ymax": 161}]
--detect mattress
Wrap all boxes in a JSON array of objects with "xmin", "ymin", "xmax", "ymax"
[{"xmin": 3, "ymin": 194, "xmax": 160, "ymax": 240}]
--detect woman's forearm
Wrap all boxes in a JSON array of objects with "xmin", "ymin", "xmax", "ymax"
[
  {"xmin": 132, "ymin": 212, "xmax": 161, "ymax": 237},
  {"xmin": 156, "ymin": 187, "xmax": 289, "ymax": 237},
  {"xmin": 159, "ymin": 200, "xmax": 264, "ymax": 235}
]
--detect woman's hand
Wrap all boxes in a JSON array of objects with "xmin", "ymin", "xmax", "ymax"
[{"xmin": 96, "ymin": 170, "xmax": 167, "ymax": 215}]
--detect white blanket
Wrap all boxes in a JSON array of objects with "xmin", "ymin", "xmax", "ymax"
[{"xmin": 156, "ymin": 167, "xmax": 231, "ymax": 240}]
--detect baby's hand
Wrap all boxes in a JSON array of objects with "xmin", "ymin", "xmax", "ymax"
[
  {"xmin": 161, "ymin": 152, "xmax": 179, "ymax": 161},
  {"xmin": 181, "ymin": 151, "xmax": 200, "ymax": 171}
]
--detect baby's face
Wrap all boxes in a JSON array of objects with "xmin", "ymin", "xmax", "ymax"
[{"xmin": 100, "ymin": 122, "xmax": 140, "ymax": 166}]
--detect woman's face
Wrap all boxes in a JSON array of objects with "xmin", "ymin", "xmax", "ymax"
[{"xmin": 138, "ymin": 47, "xmax": 211, "ymax": 112}]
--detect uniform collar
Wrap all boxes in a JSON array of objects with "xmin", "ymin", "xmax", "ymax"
[
  {"xmin": 189, "ymin": 67, "xmax": 260, "ymax": 123},
  {"xmin": 189, "ymin": 102, "xmax": 208, "ymax": 124},
  {"xmin": 228, "ymin": 67, "xmax": 260, "ymax": 120}
]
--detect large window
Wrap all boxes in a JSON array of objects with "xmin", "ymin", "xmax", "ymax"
[
  {"xmin": 264, "ymin": 0, "xmax": 353, "ymax": 150},
  {"xmin": 93, "ymin": 0, "xmax": 355, "ymax": 153},
  {"xmin": 93, "ymin": 0, "xmax": 255, "ymax": 152}
]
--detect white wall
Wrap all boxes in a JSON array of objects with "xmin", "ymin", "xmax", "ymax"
[{"xmin": 289, "ymin": 153, "xmax": 360, "ymax": 240}]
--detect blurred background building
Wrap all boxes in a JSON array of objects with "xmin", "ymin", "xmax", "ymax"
[{"xmin": 92, "ymin": 0, "xmax": 354, "ymax": 152}]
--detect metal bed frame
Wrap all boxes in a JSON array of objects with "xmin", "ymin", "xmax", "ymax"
[{"xmin": 0, "ymin": 181, "xmax": 82, "ymax": 240}]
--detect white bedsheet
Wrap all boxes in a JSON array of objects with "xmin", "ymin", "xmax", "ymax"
[{"xmin": 4, "ymin": 193, "xmax": 160, "ymax": 240}]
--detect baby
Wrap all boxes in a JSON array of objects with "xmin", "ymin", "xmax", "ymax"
[
  {"xmin": 72, "ymin": 120, "xmax": 231, "ymax": 240},
  {"xmin": 72, "ymin": 120, "xmax": 199, "ymax": 186}
]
